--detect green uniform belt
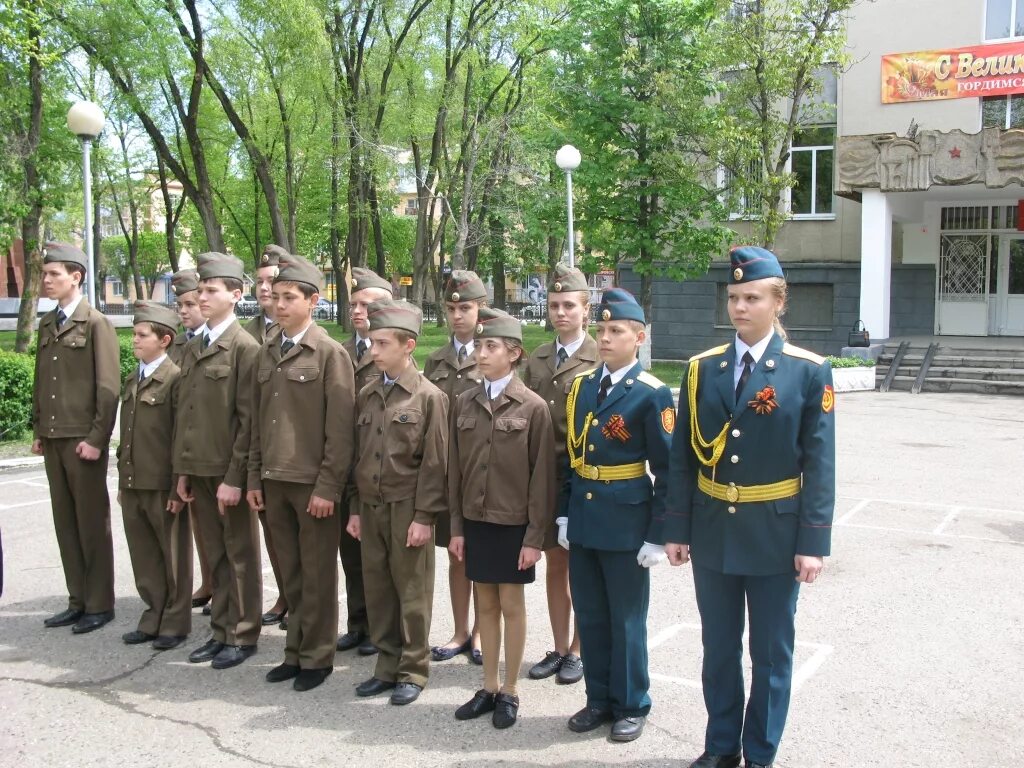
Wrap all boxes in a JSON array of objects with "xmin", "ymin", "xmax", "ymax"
[
  {"xmin": 574, "ymin": 461, "xmax": 647, "ymax": 481},
  {"xmin": 698, "ymin": 473, "xmax": 801, "ymax": 503}
]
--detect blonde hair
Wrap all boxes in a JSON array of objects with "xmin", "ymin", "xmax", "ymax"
[{"xmin": 769, "ymin": 277, "xmax": 788, "ymax": 341}]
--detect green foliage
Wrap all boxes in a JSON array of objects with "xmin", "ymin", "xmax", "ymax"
[
  {"xmin": 0, "ymin": 350, "xmax": 35, "ymax": 441},
  {"xmin": 118, "ymin": 334, "xmax": 137, "ymax": 381},
  {"xmin": 826, "ymin": 355, "xmax": 875, "ymax": 368}
]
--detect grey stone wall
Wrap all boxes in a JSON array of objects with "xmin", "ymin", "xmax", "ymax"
[{"xmin": 619, "ymin": 262, "xmax": 936, "ymax": 359}]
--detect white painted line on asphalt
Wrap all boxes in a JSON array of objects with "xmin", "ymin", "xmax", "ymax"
[
  {"xmin": 835, "ymin": 498, "xmax": 871, "ymax": 526},
  {"xmin": 0, "ymin": 499, "xmax": 55, "ymax": 511},
  {"xmin": 650, "ymin": 671, "xmax": 703, "ymax": 689},
  {"xmin": 0, "ymin": 474, "xmax": 47, "ymax": 485},
  {"xmin": 837, "ymin": 521, "xmax": 1023, "ymax": 547},
  {"xmin": 932, "ymin": 507, "xmax": 960, "ymax": 535},
  {"xmin": 839, "ymin": 495, "xmax": 1024, "ymax": 517},
  {"xmin": 649, "ymin": 621, "xmax": 695, "ymax": 650},
  {"xmin": 791, "ymin": 641, "xmax": 834, "ymax": 693}
]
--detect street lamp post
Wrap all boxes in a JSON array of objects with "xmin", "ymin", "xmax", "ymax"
[
  {"xmin": 66, "ymin": 101, "xmax": 105, "ymax": 307},
  {"xmin": 555, "ymin": 144, "xmax": 581, "ymax": 268}
]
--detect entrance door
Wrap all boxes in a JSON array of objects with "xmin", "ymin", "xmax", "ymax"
[
  {"xmin": 937, "ymin": 234, "xmax": 989, "ymax": 336},
  {"xmin": 991, "ymin": 235, "xmax": 1024, "ymax": 335}
]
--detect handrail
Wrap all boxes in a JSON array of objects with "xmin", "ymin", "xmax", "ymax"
[
  {"xmin": 911, "ymin": 342, "xmax": 940, "ymax": 394},
  {"xmin": 880, "ymin": 341, "xmax": 910, "ymax": 393}
]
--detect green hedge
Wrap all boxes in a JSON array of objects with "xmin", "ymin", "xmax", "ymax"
[
  {"xmin": 827, "ymin": 355, "xmax": 876, "ymax": 368},
  {"xmin": 118, "ymin": 335, "xmax": 136, "ymax": 381},
  {"xmin": 0, "ymin": 350, "xmax": 35, "ymax": 441}
]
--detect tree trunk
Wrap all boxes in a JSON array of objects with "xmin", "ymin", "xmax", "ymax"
[
  {"xmin": 156, "ymin": 154, "xmax": 181, "ymax": 273},
  {"xmin": 488, "ymin": 214, "xmax": 505, "ymax": 310},
  {"xmin": 368, "ymin": 182, "xmax": 387, "ymax": 276}
]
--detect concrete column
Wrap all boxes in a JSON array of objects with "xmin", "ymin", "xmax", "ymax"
[{"xmin": 859, "ymin": 189, "xmax": 893, "ymax": 341}]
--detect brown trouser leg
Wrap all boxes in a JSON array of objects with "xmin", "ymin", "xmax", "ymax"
[
  {"xmin": 338, "ymin": 498, "xmax": 368, "ymax": 634},
  {"xmin": 191, "ymin": 476, "xmax": 262, "ymax": 646},
  {"xmin": 360, "ymin": 499, "xmax": 435, "ymax": 687},
  {"xmin": 121, "ymin": 488, "xmax": 193, "ymax": 637},
  {"xmin": 42, "ymin": 438, "xmax": 114, "ymax": 613},
  {"xmin": 264, "ymin": 480, "xmax": 340, "ymax": 669},
  {"xmin": 258, "ymin": 510, "xmax": 288, "ymax": 611}
]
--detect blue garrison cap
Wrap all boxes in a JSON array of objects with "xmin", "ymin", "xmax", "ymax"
[
  {"xmin": 729, "ymin": 246, "xmax": 784, "ymax": 283},
  {"xmin": 598, "ymin": 287, "xmax": 646, "ymax": 324}
]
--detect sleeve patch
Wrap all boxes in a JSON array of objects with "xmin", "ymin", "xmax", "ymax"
[
  {"xmin": 822, "ymin": 385, "xmax": 835, "ymax": 414},
  {"xmin": 661, "ymin": 406, "xmax": 676, "ymax": 434}
]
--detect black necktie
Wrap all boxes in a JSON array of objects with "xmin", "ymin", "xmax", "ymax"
[
  {"xmin": 56, "ymin": 309, "xmax": 67, "ymax": 328},
  {"xmin": 736, "ymin": 351, "xmax": 754, "ymax": 403},
  {"xmin": 201, "ymin": 333, "xmax": 210, "ymax": 351},
  {"xmin": 487, "ymin": 384, "xmax": 494, "ymax": 400},
  {"xmin": 457, "ymin": 345, "xmax": 468, "ymax": 364},
  {"xmin": 281, "ymin": 339, "xmax": 295, "ymax": 355},
  {"xmin": 138, "ymin": 370, "xmax": 146, "ymax": 384},
  {"xmin": 356, "ymin": 340, "xmax": 367, "ymax": 362},
  {"xmin": 597, "ymin": 374, "xmax": 612, "ymax": 406},
  {"xmin": 186, "ymin": 330, "xmax": 195, "ymax": 340},
  {"xmin": 556, "ymin": 347, "xmax": 569, "ymax": 369}
]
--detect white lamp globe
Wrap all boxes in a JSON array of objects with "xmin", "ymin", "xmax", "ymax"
[
  {"xmin": 67, "ymin": 101, "xmax": 105, "ymax": 139},
  {"xmin": 555, "ymin": 144, "xmax": 581, "ymax": 172}
]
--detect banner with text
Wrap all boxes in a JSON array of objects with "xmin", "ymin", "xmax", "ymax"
[{"xmin": 882, "ymin": 41, "xmax": 1024, "ymax": 103}]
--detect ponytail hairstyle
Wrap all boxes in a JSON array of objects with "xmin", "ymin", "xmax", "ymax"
[{"xmin": 768, "ymin": 277, "xmax": 788, "ymax": 341}]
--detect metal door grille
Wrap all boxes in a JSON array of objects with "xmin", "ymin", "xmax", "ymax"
[{"xmin": 939, "ymin": 235, "xmax": 988, "ymax": 301}]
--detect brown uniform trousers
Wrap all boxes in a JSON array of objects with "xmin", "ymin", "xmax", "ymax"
[
  {"xmin": 34, "ymin": 300, "xmax": 120, "ymax": 614},
  {"xmin": 118, "ymin": 358, "xmax": 192, "ymax": 637},
  {"xmin": 174, "ymin": 320, "xmax": 261, "ymax": 647},
  {"xmin": 354, "ymin": 365, "xmax": 448, "ymax": 686},
  {"xmin": 423, "ymin": 341, "xmax": 483, "ymax": 547},
  {"xmin": 338, "ymin": 335, "xmax": 380, "ymax": 634},
  {"xmin": 448, "ymin": 377, "xmax": 556, "ymax": 551},
  {"xmin": 523, "ymin": 335, "xmax": 599, "ymax": 548},
  {"xmin": 249, "ymin": 325, "xmax": 355, "ymax": 668}
]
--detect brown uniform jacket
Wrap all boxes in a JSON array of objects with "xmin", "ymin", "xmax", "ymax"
[
  {"xmin": 344, "ymin": 335, "xmax": 382, "ymax": 394},
  {"xmin": 423, "ymin": 340, "xmax": 482, "ymax": 402},
  {"xmin": 448, "ymin": 376, "xmax": 556, "ymax": 550},
  {"xmin": 243, "ymin": 311, "xmax": 276, "ymax": 344},
  {"xmin": 169, "ymin": 330, "xmax": 199, "ymax": 366},
  {"xmin": 173, "ymin": 319, "xmax": 259, "ymax": 486},
  {"xmin": 353, "ymin": 365, "xmax": 448, "ymax": 524},
  {"xmin": 117, "ymin": 357, "xmax": 180, "ymax": 491},
  {"xmin": 523, "ymin": 334, "xmax": 599, "ymax": 453},
  {"xmin": 33, "ymin": 299, "xmax": 120, "ymax": 447},
  {"xmin": 248, "ymin": 323, "xmax": 356, "ymax": 501}
]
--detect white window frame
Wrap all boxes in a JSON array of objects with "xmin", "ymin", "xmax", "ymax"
[
  {"xmin": 111, "ymin": 280, "xmax": 124, "ymax": 298},
  {"xmin": 984, "ymin": 0, "xmax": 1024, "ymax": 41},
  {"xmin": 981, "ymin": 94, "xmax": 1024, "ymax": 129},
  {"xmin": 788, "ymin": 126, "xmax": 836, "ymax": 221},
  {"xmin": 718, "ymin": 161, "xmax": 763, "ymax": 221}
]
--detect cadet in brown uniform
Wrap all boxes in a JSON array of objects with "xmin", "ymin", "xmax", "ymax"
[
  {"xmin": 244, "ymin": 244, "xmax": 289, "ymax": 628},
  {"xmin": 32, "ymin": 242, "xmax": 121, "ymax": 634},
  {"xmin": 334, "ymin": 267, "xmax": 392, "ymax": 656},
  {"xmin": 118, "ymin": 301, "xmax": 192, "ymax": 650},
  {"xmin": 247, "ymin": 255, "xmax": 356, "ymax": 692},
  {"xmin": 523, "ymin": 264, "xmax": 596, "ymax": 686},
  {"xmin": 169, "ymin": 268, "xmax": 214, "ymax": 613},
  {"xmin": 175, "ymin": 253, "xmax": 262, "ymax": 670},
  {"xmin": 424, "ymin": 270, "xmax": 486, "ymax": 664},
  {"xmin": 449, "ymin": 307, "xmax": 556, "ymax": 729},
  {"xmin": 347, "ymin": 299, "xmax": 448, "ymax": 706}
]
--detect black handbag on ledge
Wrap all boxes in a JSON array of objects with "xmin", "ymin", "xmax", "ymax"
[{"xmin": 848, "ymin": 320, "xmax": 870, "ymax": 347}]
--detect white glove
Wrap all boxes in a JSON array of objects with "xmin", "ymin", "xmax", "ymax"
[
  {"xmin": 556, "ymin": 517, "xmax": 569, "ymax": 550},
  {"xmin": 637, "ymin": 542, "xmax": 667, "ymax": 568}
]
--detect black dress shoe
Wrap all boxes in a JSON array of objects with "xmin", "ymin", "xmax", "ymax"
[
  {"xmin": 356, "ymin": 677, "xmax": 396, "ymax": 697},
  {"xmin": 336, "ymin": 630, "xmax": 367, "ymax": 652},
  {"xmin": 202, "ymin": 604, "xmax": 211, "ymax": 616},
  {"xmin": 430, "ymin": 637, "xmax": 471, "ymax": 661},
  {"xmin": 266, "ymin": 663, "xmax": 301, "ymax": 683},
  {"xmin": 557, "ymin": 654, "xmax": 584, "ymax": 684},
  {"xmin": 191, "ymin": 594, "xmax": 211, "ymax": 609},
  {"xmin": 294, "ymin": 667, "xmax": 332, "ymax": 692},
  {"xmin": 492, "ymin": 692, "xmax": 519, "ymax": 729},
  {"xmin": 455, "ymin": 689, "xmax": 497, "ymax": 720},
  {"xmin": 261, "ymin": 609, "xmax": 286, "ymax": 626},
  {"xmin": 357, "ymin": 638, "xmax": 378, "ymax": 656},
  {"xmin": 690, "ymin": 752, "xmax": 741, "ymax": 768},
  {"xmin": 71, "ymin": 611, "xmax": 114, "ymax": 634},
  {"xmin": 152, "ymin": 635, "xmax": 187, "ymax": 651},
  {"xmin": 528, "ymin": 650, "xmax": 563, "ymax": 679},
  {"xmin": 390, "ymin": 682, "xmax": 422, "ymax": 705},
  {"xmin": 610, "ymin": 716, "xmax": 645, "ymax": 742},
  {"xmin": 188, "ymin": 638, "xmax": 224, "ymax": 663},
  {"xmin": 211, "ymin": 644, "xmax": 257, "ymax": 670},
  {"xmin": 43, "ymin": 608, "xmax": 83, "ymax": 628},
  {"xmin": 568, "ymin": 705, "xmax": 614, "ymax": 733},
  {"xmin": 122, "ymin": 630, "xmax": 156, "ymax": 645}
]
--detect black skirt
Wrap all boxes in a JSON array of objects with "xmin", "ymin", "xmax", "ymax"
[{"xmin": 463, "ymin": 518, "xmax": 535, "ymax": 585}]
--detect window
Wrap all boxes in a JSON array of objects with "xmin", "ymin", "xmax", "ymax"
[
  {"xmin": 985, "ymin": 0, "xmax": 1024, "ymax": 39},
  {"xmin": 722, "ymin": 158, "xmax": 763, "ymax": 219},
  {"xmin": 715, "ymin": 282, "xmax": 834, "ymax": 330},
  {"xmin": 790, "ymin": 126, "xmax": 835, "ymax": 217},
  {"xmin": 111, "ymin": 280, "xmax": 123, "ymax": 298},
  {"xmin": 403, "ymin": 197, "xmax": 419, "ymax": 216},
  {"xmin": 982, "ymin": 94, "xmax": 1024, "ymax": 128}
]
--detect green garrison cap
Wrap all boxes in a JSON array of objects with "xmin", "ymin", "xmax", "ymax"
[
  {"xmin": 366, "ymin": 298, "xmax": 423, "ymax": 337},
  {"xmin": 274, "ymin": 253, "xmax": 323, "ymax": 291},
  {"xmin": 197, "ymin": 252, "xmax": 245, "ymax": 282},
  {"xmin": 43, "ymin": 242, "xmax": 88, "ymax": 271},
  {"xmin": 170, "ymin": 269, "xmax": 200, "ymax": 296},
  {"xmin": 132, "ymin": 300, "xmax": 180, "ymax": 330},
  {"xmin": 350, "ymin": 267, "xmax": 394, "ymax": 295},
  {"xmin": 548, "ymin": 263, "xmax": 589, "ymax": 294},
  {"xmin": 474, "ymin": 306, "xmax": 522, "ymax": 342},
  {"xmin": 444, "ymin": 270, "xmax": 486, "ymax": 302}
]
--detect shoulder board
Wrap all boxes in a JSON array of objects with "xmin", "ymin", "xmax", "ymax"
[
  {"xmin": 782, "ymin": 343, "xmax": 825, "ymax": 365},
  {"xmin": 635, "ymin": 371, "xmax": 664, "ymax": 389},
  {"xmin": 688, "ymin": 344, "xmax": 729, "ymax": 362},
  {"xmin": 574, "ymin": 367, "xmax": 598, "ymax": 379}
]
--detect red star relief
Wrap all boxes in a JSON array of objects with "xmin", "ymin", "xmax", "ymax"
[{"xmin": 949, "ymin": 146, "xmax": 961, "ymax": 159}]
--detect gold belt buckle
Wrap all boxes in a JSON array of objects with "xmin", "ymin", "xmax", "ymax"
[
  {"xmin": 725, "ymin": 483, "xmax": 739, "ymax": 503},
  {"xmin": 583, "ymin": 465, "xmax": 599, "ymax": 480}
]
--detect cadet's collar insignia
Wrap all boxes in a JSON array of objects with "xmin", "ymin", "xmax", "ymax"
[
  {"xmin": 601, "ymin": 414, "xmax": 631, "ymax": 443},
  {"xmin": 660, "ymin": 407, "xmax": 675, "ymax": 434},
  {"xmin": 749, "ymin": 385, "xmax": 778, "ymax": 415},
  {"xmin": 553, "ymin": 281, "xmax": 562, "ymax": 291},
  {"xmin": 822, "ymin": 384, "xmax": 835, "ymax": 414},
  {"xmin": 625, "ymin": 378, "xmax": 634, "ymax": 385},
  {"xmin": 719, "ymin": 360, "xmax": 728, "ymax": 368},
  {"xmin": 601, "ymin": 309, "xmax": 611, "ymax": 321},
  {"xmin": 733, "ymin": 267, "xmax": 744, "ymax": 280},
  {"xmin": 451, "ymin": 291, "xmax": 460, "ymax": 301},
  {"xmin": 766, "ymin": 359, "xmax": 775, "ymax": 368}
]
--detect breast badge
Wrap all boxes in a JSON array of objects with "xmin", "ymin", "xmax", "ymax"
[
  {"xmin": 601, "ymin": 414, "xmax": 631, "ymax": 443},
  {"xmin": 749, "ymin": 385, "xmax": 779, "ymax": 415}
]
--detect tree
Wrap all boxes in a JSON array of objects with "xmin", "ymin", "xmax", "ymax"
[
  {"xmin": 554, "ymin": 0, "xmax": 733, "ymax": 317},
  {"xmin": 710, "ymin": 0, "xmax": 854, "ymax": 249}
]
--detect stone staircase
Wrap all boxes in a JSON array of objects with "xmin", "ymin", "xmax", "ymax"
[{"xmin": 875, "ymin": 342, "xmax": 1024, "ymax": 395}]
